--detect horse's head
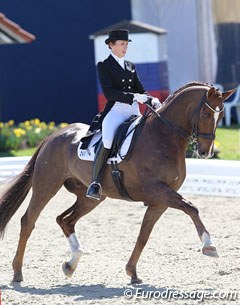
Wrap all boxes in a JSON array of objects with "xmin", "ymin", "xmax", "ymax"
[{"xmin": 194, "ymin": 86, "xmax": 236, "ymax": 158}]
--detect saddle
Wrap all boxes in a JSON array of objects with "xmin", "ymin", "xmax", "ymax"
[
  {"xmin": 79, "ymin": 113, "xmax": 146, "ymax": 160},
  {"xmin": 80, "ymin": 112, "xmax": 103, "ymax": 150},
  {"xmin": 78, "ymin": 112, "xmax": 147, "ymax": 200}
]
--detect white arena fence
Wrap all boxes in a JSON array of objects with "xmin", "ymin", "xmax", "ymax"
[
  {"xmin": 179, "ymin": 159, "xmax": 240, "ymax": 197},
  {"xmin": 0, "ymin": 156, "xmax": 31, "ymax": 183},
  {"xmin": 0, "ymin": 157, "xmax": 239, "ymax": 197}
]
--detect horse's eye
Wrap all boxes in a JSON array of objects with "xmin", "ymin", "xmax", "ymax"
[{"xmin": 202, "ymin": 112, "xmax": 210, "ymax": 119}]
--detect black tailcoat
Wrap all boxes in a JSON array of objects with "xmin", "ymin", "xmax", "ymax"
[{"xmin": 97, "ymin": 55, "xmax": 146, "ymax": 120}]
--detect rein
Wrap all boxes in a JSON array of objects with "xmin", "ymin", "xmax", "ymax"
[
  {"xmin": 145, "ymin": 91, "xmax": 224, "ymax": 144},
  {"xmin": 144, "ymin": 101, "xmax": 191, "ymax": 141}
]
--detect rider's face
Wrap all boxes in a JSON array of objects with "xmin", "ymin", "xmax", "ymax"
[{"xmin": 110, "ymin": 40, "xmax": 128, "ymax": 58}]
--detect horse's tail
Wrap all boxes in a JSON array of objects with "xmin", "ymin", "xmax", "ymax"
[{"xmin": 0, "ymin": 140, "xmax": 46, "ymax": 238}]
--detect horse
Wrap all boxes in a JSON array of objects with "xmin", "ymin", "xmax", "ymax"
[{"xmin": 0, "ymin": 82, "xmax": 235, "ymax": 284}]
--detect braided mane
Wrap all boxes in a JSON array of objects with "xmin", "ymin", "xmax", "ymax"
[{"xmin": 164, "ymin": 81, "xmax": 212, "ymax": 105}]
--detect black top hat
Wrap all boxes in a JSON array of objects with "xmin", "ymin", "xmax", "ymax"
[{"xmin": 105, "ymin": 29, "xmax": 132, "ymax": 44}]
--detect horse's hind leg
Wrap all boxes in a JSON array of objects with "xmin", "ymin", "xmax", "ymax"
[
  {"xmin": 56, "ymin": 179, "xmax": 104, "ymax": 278},
  {"xmin": 12, "ymin": 180, "xmax": 63, "ymax": 282}
]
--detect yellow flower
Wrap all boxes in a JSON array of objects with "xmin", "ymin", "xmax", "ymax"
[
  {"xmin": 7, "ymin": 120, "xmax": 14, "ymax": 127},
  {"xmin": 48, "ymin": 121, "xmax": 56, "ymax": 130},
  {"xmin": 48, "ymin": 121, "xmax": 55, "ymax": 127},
  {"xmin": 0, "ymin": 122, "xmax": 4, "ymax": 128},
  {"xmin": 34, "ymin": 118, "xmax": 40, "ymax": 126},
  {"xmin": 40, "ymin": 122, "xmax": 47, "ymax": 129},
  {"xmin": 13, "ymin": 128, "xmax": 26, "ymax": 138},
  {"xmin": 24, "ymin": 120, "xmax": 30, "ymax": 127},
  {"xmin": 30, "ymin": 118, "xmax": 40, "ymax": 126},
  {"xmin": 59, "ymin": 123, "xmax": 68, "ymax": 128}
]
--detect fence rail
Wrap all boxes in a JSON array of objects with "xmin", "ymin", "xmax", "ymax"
[
  {"xmin": 0, "ymin": 157, "xmax": 30, "ymax": 183},
  {"xmin": 0, "ymin": 157, "xmax": 240, "ymax": 197}
]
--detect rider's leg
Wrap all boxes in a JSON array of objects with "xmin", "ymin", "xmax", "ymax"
[
  {"xmin": 86, "ymin": 104, "xmax": 137, "ymax": 201},
  {"xmin": 86, "ymin": 142, "xmax": 110, "ymax": 200}
]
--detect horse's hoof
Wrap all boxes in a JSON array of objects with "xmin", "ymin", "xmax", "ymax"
[
  {"xmin": 62, "ymin": 262, "xmax": 75, "ymax": 278},
  {"xmin": 202, "ymin": 246, "xmax": 219, "ymax": 258},
  {"xmin": 131, "ymin": 277, "xmax": 143, "ymax": 284},
  {"xmin": 12, "ymin": 272, "xmax": 23, "ymax": 282}
]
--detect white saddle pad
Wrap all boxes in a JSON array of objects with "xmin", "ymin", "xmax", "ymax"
[{"xmin": 77, "ymin": 116, "xmax": 142, "ymax": 164}]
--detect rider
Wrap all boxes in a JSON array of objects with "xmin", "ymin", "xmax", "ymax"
[{"xmin": 86, "ymin": 29, "xmax": 161, "ymax": 200}]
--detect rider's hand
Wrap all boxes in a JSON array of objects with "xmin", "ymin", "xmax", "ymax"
[
  {"xmin": 151, "ymin": 97, "xmax": 162, "ymax": 109},
  {"xmin": 133, "ymin": 93, "xmax": 149, "ymax": 104}
]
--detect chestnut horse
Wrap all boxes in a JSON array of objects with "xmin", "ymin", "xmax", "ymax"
[{"xmin": 0, "ymin": 82, "xmax": 235, "ymax": 284}]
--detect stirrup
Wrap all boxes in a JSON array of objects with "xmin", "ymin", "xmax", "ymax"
[{"xmin": 86, "ymin": 181, "xmax": 102, "ymax": 200}]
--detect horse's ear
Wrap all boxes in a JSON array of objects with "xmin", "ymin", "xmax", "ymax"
[
  {"xmin": 222, "ymin": 88, "xmax": 237, "ymax": 102},
  {"xmin": 206, "ymin": 87, "xmax": 216, "ymax": 99}
]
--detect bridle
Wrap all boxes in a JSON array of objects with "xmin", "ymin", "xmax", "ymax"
[
  {"xmin": 190, "ymin": 93, "xmax": 224, "ymax": 143},
  {"xmin": 145, "ymin": 91, "xmax": 224, "ymax": 145}
]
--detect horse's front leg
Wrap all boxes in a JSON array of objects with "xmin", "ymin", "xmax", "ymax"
[
  {"xmin": 153, "ymin": 183, "xmax": 218, "ymax": 257},
  {"xmin": 126, "ymin": 205, "xmax": 168, "ymax": 284},
  {"xmin": 178, "ymin": 198, "xmax": 218, "ymax": 257}
]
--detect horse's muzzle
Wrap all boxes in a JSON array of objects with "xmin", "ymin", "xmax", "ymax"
[{"xmin": 197, "ymin": 150, "xmax": 214, "ymax": 159}]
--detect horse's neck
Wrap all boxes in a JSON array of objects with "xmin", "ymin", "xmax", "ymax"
[
  {"xmin": 145, "ymin": 111, "xmax": 189, "ymax": 161},
  {"xmin": 160, "ymin": 88, "xmax": 205, "ymax": 131}
]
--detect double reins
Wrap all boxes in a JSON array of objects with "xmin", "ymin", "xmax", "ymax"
[
  {"xmin": 145, "ymin": 91, "xmax": 224, "ymax": 144},
  {"xmin": 144, "ymin": 98, "xmax": 191, "ymax": 141}
]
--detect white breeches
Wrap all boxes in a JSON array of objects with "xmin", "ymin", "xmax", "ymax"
[{"xmin": 102, "ymin": 101, "xmax": 141, "ymax": 149}]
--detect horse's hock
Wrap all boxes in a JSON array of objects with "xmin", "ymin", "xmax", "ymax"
[{"xmin": 1, "ymin": 157, "xmax": 239, "ymax": 197}]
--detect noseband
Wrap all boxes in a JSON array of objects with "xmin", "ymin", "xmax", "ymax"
[{"xmin": 146, "ymin": 91, "xmax": 224, "ymax": 144}]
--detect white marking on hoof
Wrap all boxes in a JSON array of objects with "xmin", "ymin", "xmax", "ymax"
[
  {"xmin": 64, "ymin": 233, "xmax": 83, "ymax": 275},
  {"xmin": 202, "ymin": 246, "xmax": 219, "ymax": 258},
  {"xmin": 62, "ymin": 262, "xmax": 75, "ymax": 278},
  {"xmin": 201, "ymin": 232, "xmax": 218, "ymax": 258}
]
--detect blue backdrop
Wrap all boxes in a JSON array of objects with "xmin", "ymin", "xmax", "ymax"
[{"xmin": 0, "ymin": 0, "xmax": 131, "ymax": 124}]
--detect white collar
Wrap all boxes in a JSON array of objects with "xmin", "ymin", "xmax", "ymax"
[{"xmin": 111, "ymin": 53, "xmax": 125, "ymax": 69}]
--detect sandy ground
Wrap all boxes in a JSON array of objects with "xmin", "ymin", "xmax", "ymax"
[{"xmin": 0, "ymin": 187, "xmax": 240, "ymax": 305}]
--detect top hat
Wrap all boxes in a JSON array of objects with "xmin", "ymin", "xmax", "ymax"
[{"xmin": 105, "ymin": 29, "xmax": 132, "ymax": 44}]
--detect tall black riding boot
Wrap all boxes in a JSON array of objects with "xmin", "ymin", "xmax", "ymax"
[{"xmin": 86, "ymin": 143, "xmax": 110, "ymax": 200}]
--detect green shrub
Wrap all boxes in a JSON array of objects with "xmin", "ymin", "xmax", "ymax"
[{"xmin": 0, "ymin": 119, "xmax": 68, "ymax": 152}]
